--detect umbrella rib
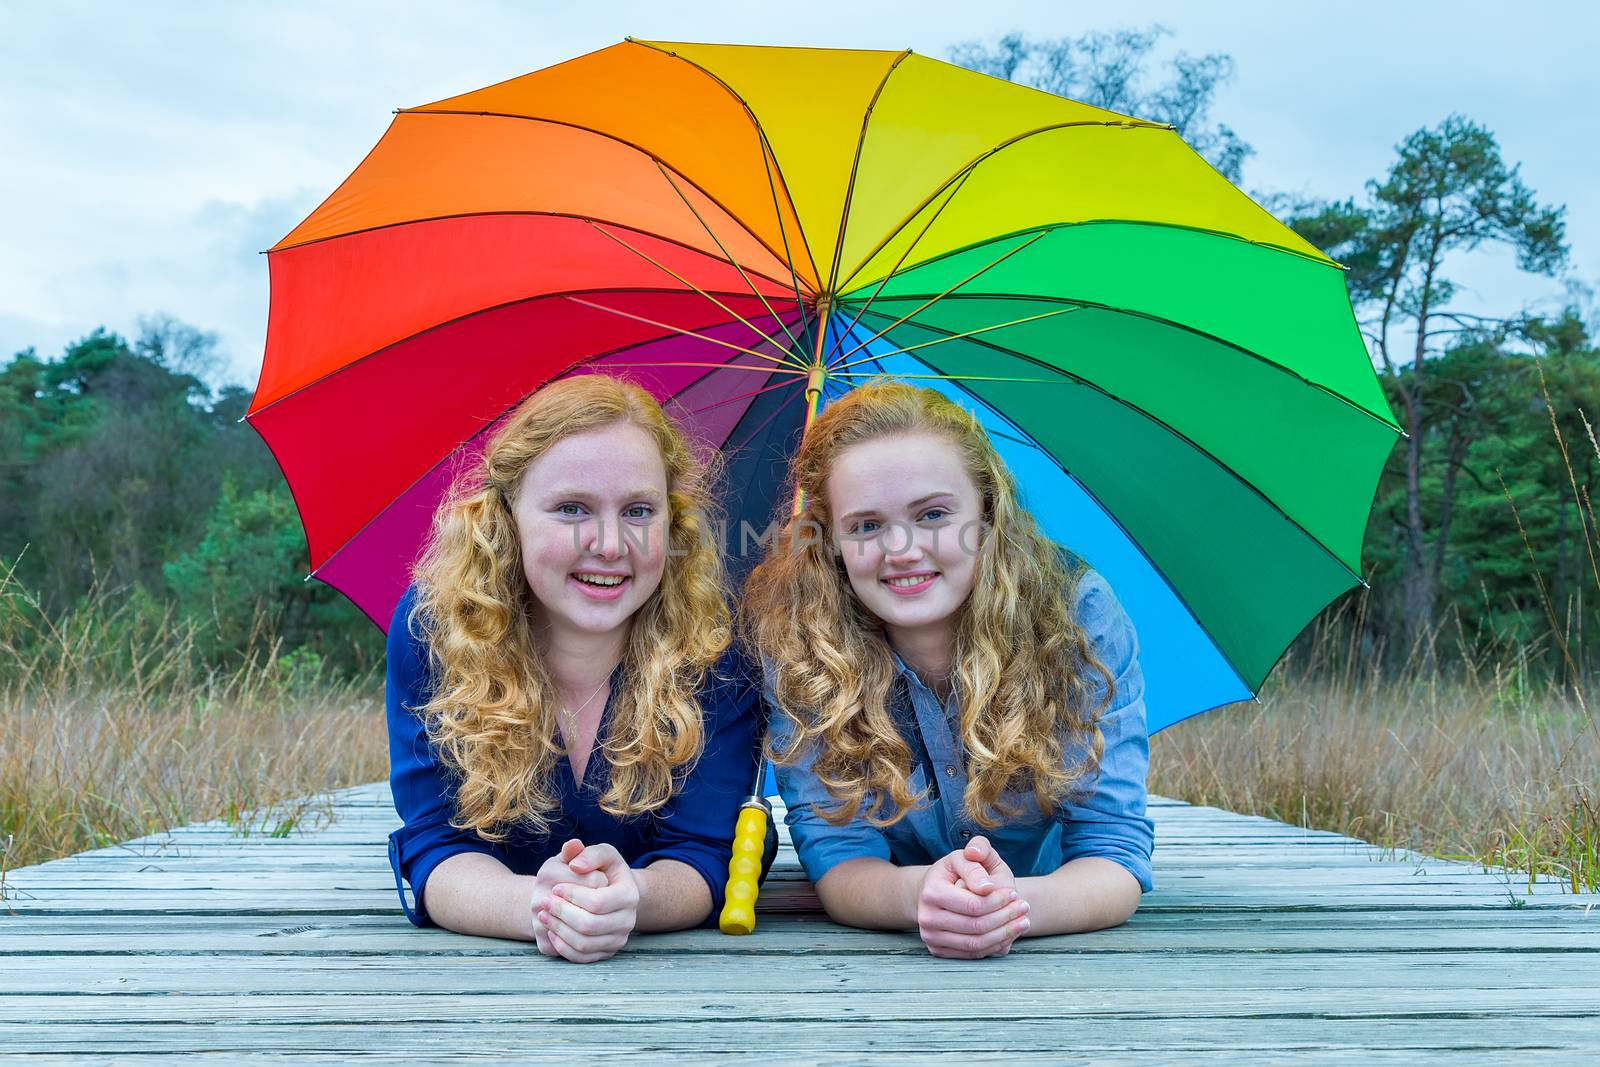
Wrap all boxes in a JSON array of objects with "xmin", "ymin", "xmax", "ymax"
[
  {"xmin": 387, "ymin": 109, "xmax": 808, "ymax": 278},
  {"xmin": 847, "ymin": 289, "xmax": 1405, "ymax": 436},
  {"xmin": 602, "ymin": 359, "xmax": 806, "ymax": 377},
  {"xmin": 584, "ymin": 220, "xmax": 809, "ymax": 371},
  {"xmin": 823, "ymin": 49, "xmax": 912, "ymax": 295},
  {"xmin": 819, "ymin": 168, "xmax": 977, "ymax": 369},
  {"xmin": 831, "ymin": 309, "xmax": 1105, "ymax": 449},
  {"xmin": 826, "ymin": 371, "xmax": 1071, "ymax": 385},
  {"xmin": 756, "ymin": 124, "xmax": 819, "ymax": 357},
  {"xmin": 833, "ymin": 117, "xmax": 1174, "ymax": 294},
  {"xmin": 249, "ymin": 286, "xmax": 791, "ymax": 420},
  {"xmin": 723, "ymin": 378, "xmax": 807, "ymax": 455},
  {"xmin": 829, "ymin": 339, "xmax": 1053, "ymax": 444},
  {"xmin": 560, "ymin": 295, "xmax": 805, "ymax": 370},
  {"xmin": 831, "ymin": 230, "xmax": 1051, "ymax": 366},
  {"xmin": 633, "ymin": 39, "xmax": 825, "ymax": 289},
  {"xmin": 841, "ymin": 218, "xmax": 1354, "ymax": 307},
  {"xmin": 651, "ymin": 161, "xmax": 808, "ymax": 356},
  {"xmin": 676, "ymin": 373, "xmax": 811, "ymax": 419},
  {"xmin": 270, "ymin": 212, "xmax": 795, "ymax": 293},
  {"xmin": 826, "ymin": 305, "xmax": 1084, "ymax": 375}
]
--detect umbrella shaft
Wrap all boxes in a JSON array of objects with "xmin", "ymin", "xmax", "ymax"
[{"xmin": 794, "ymin": 303, "xmax": 831, "ymax": 517}]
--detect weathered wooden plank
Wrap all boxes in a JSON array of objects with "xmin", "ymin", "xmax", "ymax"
[
  {"xmin": 0, "ymin": 1054, "xmax": 1559, "ymax": 1067},
  {"xmin": 4, "ymin": 987, "xmax": 1600, "ymax": 1026},
  {"xmin": 6, "ymin": 918, "xmax": 1596, "ymax": 959},
  {"xmin": 2, "ymin": 1016, "xmax": 1597, "ymax": 1056},
  {"xmin": 8, "ymin": 907, "xmax": 1594, "ymax": 937},
  {"xmin": 4, "ymin": 886, "xmax": 1582, "ymax": 915},
  {"xmin": 4, "ymin": 910, "xmax": 1591, "ymax": 951},
  {"xmin": 6, "ymin": 951, "xmax": 1600, "ymax": 997},
  {"xmin": 9, "ymin": 864, "xmax": 1556, "ymax": 891}
]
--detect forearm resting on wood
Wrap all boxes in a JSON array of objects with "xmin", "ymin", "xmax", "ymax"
[
  {"xmin": 632, "ymin": 858, "xmax": 713, "ymax": 932},
  {"xmin": 421, "ymin": 851, "xmax": 538, "ymax": 941},
  {"xmin": 814, "ymin": 857, "xmax": 925, "ymax": 929},
  {"xmin": 1016, "ymin": 856, "xmax": 1142, "ymax": 936}
]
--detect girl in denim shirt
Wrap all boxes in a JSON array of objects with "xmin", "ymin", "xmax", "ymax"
[{"xmin": 743, "ymin": 381, "xmax": 1154, "ymax": 959}]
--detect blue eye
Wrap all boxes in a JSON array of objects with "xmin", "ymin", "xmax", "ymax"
[
  {"xmin": 557, "ymin": 503, "xmax": 584, "ymax": 517},
  {"xmin": 624, "ymin": 504, "xmax": 654, "ymax": 520},
  {"xmin": 921, "ymin": 508, "xmax": 947, "ymax": 522},
  {"xmin": 854, "ymin": 519, "xmax": 880, "ymax": 535}
]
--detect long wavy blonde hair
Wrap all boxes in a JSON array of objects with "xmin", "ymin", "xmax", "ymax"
[
  {"xmin": 744, "ymin": 381, "xmax": 1115, "ymax": 830},
  {"xmin": 409, "ymin": 373, "xmax": 731, "ymax": 842}
]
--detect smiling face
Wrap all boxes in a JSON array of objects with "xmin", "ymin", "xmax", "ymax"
[
  {"xmin": 825, "ymin": 430, "xmax": 986, "ymax": 651},
  {"xmin": 511, "ymin": 420, "xmax": 670, "ymax": 644}
]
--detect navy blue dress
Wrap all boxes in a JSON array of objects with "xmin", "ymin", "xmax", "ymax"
[{"xmin": 385, "ymin": 584, "xmax": 765, "ymax": 927}]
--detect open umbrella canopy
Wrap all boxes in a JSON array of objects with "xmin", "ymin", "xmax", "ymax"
[{"xmin": 249, "ymin": 38, "xmax": 1401, "ymax": 733}]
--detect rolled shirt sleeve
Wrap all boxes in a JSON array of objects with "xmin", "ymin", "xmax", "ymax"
[
  {"xmin": 764, "ymin": 658, "xmax": 894, "ymax": 885},
  {"xmin": 1054, "ymin": 570, "xmax": 1156, "ymax": 893},
  {"xmin": 385, "ymin": 586, "xmax": 504, "ymax": 928},
  {"xmin": 630, "ymin": 643, "xmax": 767, "ymax": 923}
]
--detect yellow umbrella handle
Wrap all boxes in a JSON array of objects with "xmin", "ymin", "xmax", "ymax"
[
  {"xmin": 721, "ymin": 317, "xmax": 821, "ymax": 937},
  {"xmin": 719, "ymin": 797, "xmax": 771, "ymax": 934}
]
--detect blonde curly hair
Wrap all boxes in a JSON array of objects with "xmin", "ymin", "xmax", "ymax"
[
  {"xmin": 744, "ymin": 380, "xmax": 1114, "ymax": 830},
  {"xmin": 409, "ymin": 373, "xmax": 730, "ymax": 842}
]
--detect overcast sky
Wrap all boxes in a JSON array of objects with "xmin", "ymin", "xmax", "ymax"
[{"xmin": 3, "ymin": 0, "xmax": 1596, "ymax": 387}]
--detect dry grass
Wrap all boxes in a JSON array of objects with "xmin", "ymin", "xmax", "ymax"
[
  {"xmin": 0, "ymin": 569, "xmax": 386, "ymax": 878},
  {"xmin": 1150, "ymin": 690, "xmax": 1597, "ymax": 894},
  {"xmin": 1152, "ymin": 599, "xmax": 1599, "ymax": 894}
]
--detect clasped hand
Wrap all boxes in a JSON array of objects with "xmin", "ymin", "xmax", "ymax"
[
  {"xmin": 529, "ymin": 838, "xmax": 641, "ymax": 963},
  {"xmin": 915, "ymin": 835, "xmax": 1031, "ymax": 959}
]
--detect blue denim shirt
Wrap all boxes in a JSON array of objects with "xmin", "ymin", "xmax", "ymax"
[{"xmin": 767, "ymin": 567, "xmax": 1154, "ymax": 892}]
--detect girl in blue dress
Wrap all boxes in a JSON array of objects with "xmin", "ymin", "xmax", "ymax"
[
  {"xmin": 744, "ymin": 381, "xmax": 1153, "ymax": 959},
  {"xmin": 387, "ymin": 373, "xmax": 765, "ymax": 962}
]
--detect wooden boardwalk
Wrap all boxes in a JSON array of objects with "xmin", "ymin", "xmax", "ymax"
[{"xmin": 3, "ymin": 782, "xmax": 1597, "ymax": 1064}]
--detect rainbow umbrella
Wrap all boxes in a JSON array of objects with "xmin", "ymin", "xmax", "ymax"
[{"xmin": 249, "ymin": 39, "xmax": 1401, "ymax": 932}]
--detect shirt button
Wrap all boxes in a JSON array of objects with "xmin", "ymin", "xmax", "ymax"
[
  {"xmin": 960, "ymin": 828, "xmax": 972, "ymax": 839},
  {"xmin": 943, "ymin": 765, "xmax": 957, "ymax": 778}
]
